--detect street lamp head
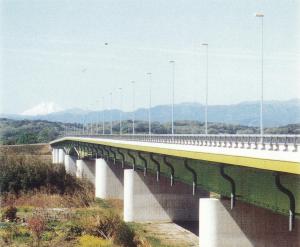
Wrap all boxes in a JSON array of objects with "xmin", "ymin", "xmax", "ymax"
[
  {"xmin": 147, "ymin": 72, "xmax": 152, "ymax": 75},
  {"xmin": 255, "ymin": 12, "xmax": 264, "ymax": 17},
  {"xmin": 104, "ymin": 42, "xmax": 109, "ymax": 45},
  {"xmin": 169, "ymin": 60, "xmax": 175, "ymax": 63},
  {"xmin": 202, "ymin": 43, "xmax": 208, "ymax": 46}
]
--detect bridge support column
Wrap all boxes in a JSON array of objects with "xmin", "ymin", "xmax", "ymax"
[
  {"xmin": 58, "ymin": 149, "xmax": 65, "ymax": 164},
  {"xmin": 76, "ymin": 159, "xmax": 95, "ymax": 184},
  {"xmin": 199, "ymin": 198, "xmax": 252, "ymax": 247},
  {"xmin": 95, "ymin": 158, "xmax": 123, "ymax": 199},
  {"xmin": 52, "ymin": 149, "xmax": 58, "ymax": 164},
  {"xmin": 199, "ymin": 198, "xmax": 300, "ymax": 247},
  {"xmin": 64, "ymin": 155, "xmax": 77, "ymax": 176},
  {"xmin": 124, "ymin": 169, "xmax": 207, "ymax": 222}
]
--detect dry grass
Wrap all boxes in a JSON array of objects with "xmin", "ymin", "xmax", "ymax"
[{"xmin": 0, "ymin": 143, "xmax": 51, "ymax": 156}]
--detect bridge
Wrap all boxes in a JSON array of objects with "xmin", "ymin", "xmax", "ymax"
[{"xmin": 50, "ymin": 134, "xmax": 300, "ymax": 247}]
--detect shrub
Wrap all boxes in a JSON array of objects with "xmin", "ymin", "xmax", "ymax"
[
  {"xmin": 90, "ymin": 213, "xmax": 122, "ymax": 239},
  {"xmin": 83, "ymin": 213, "xmax": 137, "ymax": 247},
  {"xmin": 64, "ymin": 223, "xmax": 83, "ymax": 240},
  {"xmin": 113, "ymin": 222, "xmax": 135, "ymax": 247},
  {"xmin": 27, "ymin": 216, "xmax": 46, "ymax": 247},
  {"xmin": 0, "ymin": 154, "xmax": 94, "ymax": 207},
  {"xmin": 3, "ymin": 206, "xmax": 17, "ymax": 222}
]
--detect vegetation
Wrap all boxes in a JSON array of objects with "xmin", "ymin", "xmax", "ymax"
[
  {"xmin": 0, "ymin": 145, "xmax": 180, "ymax": 246},
  {"xmin": 1, "ymin": 118, "xmax": 299, "ymax": 145}
]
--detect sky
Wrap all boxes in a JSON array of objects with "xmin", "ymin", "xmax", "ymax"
[{"xmin": 1, "ymin": 0, "xmax": 299, "ymax": 114}]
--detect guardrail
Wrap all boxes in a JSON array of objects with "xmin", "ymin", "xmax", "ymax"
[{"xmin": 67, "ymin": 134, "xmax": 299, "ymax": 152}]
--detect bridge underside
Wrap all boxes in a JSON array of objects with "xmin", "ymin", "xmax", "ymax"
[{"xmin": 51, "ymin": 137, "xmax": 300, "ymax": 246}]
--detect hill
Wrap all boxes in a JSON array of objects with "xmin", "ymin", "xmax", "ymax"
[
  {"xmin": 1, "ymin": 118, "xmax": 299, "ymax": 145},
  {"xmin": 2, "ymin": 99, "xmax": 300, "ymax": 128}
]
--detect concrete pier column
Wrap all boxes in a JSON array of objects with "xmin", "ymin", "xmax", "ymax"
[
  {"xmin": 52, "ymin": 149, "xmax": 58, "ymax": 164},
  {"xmin": 124, "ymin": 169, "xmax": 207, "ymax": 222},
  {"xmin": 95, "ymin": 158, "xmax": 123, "ymax": 199},
  {"xmin": 58, "ymin": 149, "xmax": 65, "ymax": 164},
  {"xmin": 64, "ymin": 155, "xmax": 77, "ymax": 176},
  {"xmin": 199, "ymin": 198, "xmax": 252, "ymax": 247},
  {"xmin": 199, "ymin": 198, "xmax": 300, "ymax": 247},
  {"xmin": 76, "ymin": 159, "xmax": 95, "ymax": 184}
]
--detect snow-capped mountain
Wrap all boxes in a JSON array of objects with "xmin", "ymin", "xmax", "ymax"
[
  {"xmin": 1, "ymin": 99, "xmax": 299, "ymax": 127},
  {"xmin": 21, "ymin": 102, "xmax": 63, "ymax": 116}
]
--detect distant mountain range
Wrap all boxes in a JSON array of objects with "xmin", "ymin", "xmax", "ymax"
[{"xmin": 1, "ymin": 99, "xmax": 300, "ymax": 128}]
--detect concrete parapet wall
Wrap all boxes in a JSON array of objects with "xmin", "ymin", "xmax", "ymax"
[
  {"xmin": 95, "ymin": 158, "xmax": 123, "ymax": 199},
  {"xmin": 124, "ymin": 169, "xmax": 209, "ymax": 222}
]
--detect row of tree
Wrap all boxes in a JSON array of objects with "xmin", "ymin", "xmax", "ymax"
[{"xmin": 0, "ymin": 118, "xmax": 299, "ymax": 145}]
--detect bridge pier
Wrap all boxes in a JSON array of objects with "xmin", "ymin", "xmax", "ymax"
[
  {"xmin": 199, "ymin": 198, "xmax": 300, "ymax": 247},
  {"xmin": 64, "ymin": 155, "xmax": 77, "ymax": 175},
  {"xmin": 52, "ymin": 148, "xmax": 65, "ymax": 164},
  {"xmin": 199, "ymin": 198, "xmax": 252, "ymax": 247},
  {"xmin": 76, "ymin": 159, "xmax": 95, "ymax": 184},
  {"xmin": 58, "ymin": 149, "xmax": 65, "ymax": 164},
  {"xmin": 95, "ymin": 158, "xmax": 123, "ymax": 199},
  {"xmin": 52, "ymin": 148, "xmax": 58, "ymax": 164},
  {"xmin": 124, "ymin": 169, "xmax": 208, "ymax": 222}
]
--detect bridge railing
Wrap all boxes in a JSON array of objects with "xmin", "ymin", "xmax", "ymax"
[{"xmin": 69, "ymin": 134, "xmax": 299, "ymax": 152}]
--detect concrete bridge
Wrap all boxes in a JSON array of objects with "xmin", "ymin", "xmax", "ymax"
[{"xmin": 50, "ymin": 134, "xmax": 300, "ymax": 247}]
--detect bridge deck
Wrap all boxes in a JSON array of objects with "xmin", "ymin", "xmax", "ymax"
[{"xmin": 51, "ymin": 137, "xmax": 300, "ymax": 175}]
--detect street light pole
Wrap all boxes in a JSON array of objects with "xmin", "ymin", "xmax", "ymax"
[
  {"xmin": 110, "ymin": 92, "xmax": 113, "ymax": 135},
  {"xmin": 255, "ymin": 12, "xmax": 264, "ymax": 139},
  {"xmin": 131, "ymin": 81, "xmax": 135, "ymax": 135},
  {"xmin": 118, "ymin": 87, "xmax": 123, "ymax": 135},
  {"xmin": 96, "ymin": 100, "xmax": 100, "ymax": 135},
  {"xmin": 169, "ymin": 61, "xmax": 175, "ymax": 135},
  {"xmin": 102, "ymin": 96, "xmax": 105, "ymax": 135},
  {"xmin": 202, "ymin": 43, "xmax": 208, "ymax": 135},
  {"xmin": 147, "ymin": 72, "xmax": 152, "ymax": 135}
]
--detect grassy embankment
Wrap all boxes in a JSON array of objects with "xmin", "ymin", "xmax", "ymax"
[{"xmin": 0, "ymin": 144, "xmax": 177, "ymax": 247}]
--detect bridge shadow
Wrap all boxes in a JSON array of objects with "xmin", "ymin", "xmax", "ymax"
[
  {"xmin": 220, "ymin": 198, "xmax": 300, "ymax": 247},
  {"xmin": 106, "ymin": 158, "xmax": 206, "ymax": 234},
  {"xmin": 92, "ymin": 157, "xmax": 300, "ymax": 246}
]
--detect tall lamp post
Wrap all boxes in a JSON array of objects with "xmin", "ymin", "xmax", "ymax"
[
  {"xmin": 96, "ymin": 100, "xmax": 100, "ymax": 135},
  {"xmin": 109, "ymin": 92, "xmax": 113, "ymax": 135},
  {"xmin": 202, "ymin": 43, "xmax": 208, "ymax": 135},
  {"xmin": 147, "ymin": 72, "xmax": 152, "ymax": 135},
  {"xmin": 169, "ymin": 61, "xmax": 175, "ymax": 135},
  {"xmin": 102, "ymin": 96, "xmax": 105, "ymax": 134},
  {"xmin": 131, "ymin": 81, "xmax": 135, "ymax": 135},
  {"xmin": 255, "ymin": 12, "xmax": 264, "ymax": 140},
  {"xmin": 118, "ymin": 87, "xmax": 123, "ymax": 135}
]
